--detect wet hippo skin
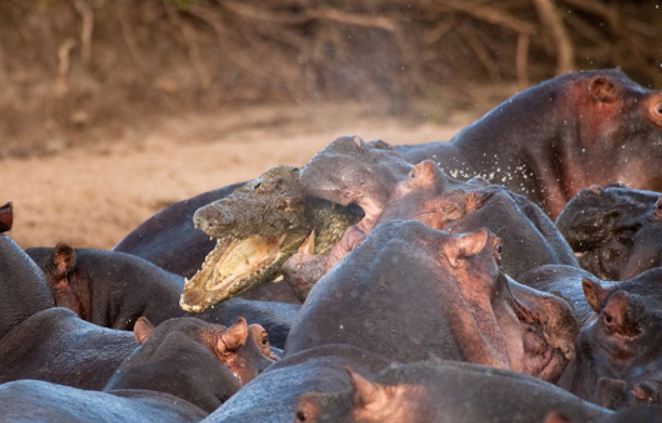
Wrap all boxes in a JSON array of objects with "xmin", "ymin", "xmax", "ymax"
[{"xmin": 294, "ymin": 361, "xmax": 608, "ymax": 423}]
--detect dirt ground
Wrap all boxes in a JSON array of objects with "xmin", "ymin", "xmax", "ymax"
[{"xmin": 1, "ymin": 102, "xmax": 474, "ymax": 250}]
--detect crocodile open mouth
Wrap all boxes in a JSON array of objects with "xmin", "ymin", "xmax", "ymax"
[{"xmin": 180, "ymin": 234, "xmax": 288, "ymax": 312}]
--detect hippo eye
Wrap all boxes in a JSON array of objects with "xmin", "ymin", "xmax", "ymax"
[
  {"xmin": 409, "ymin": 169, "xmax": 416, "ymax": 179},
  {"xmin": 258, "ymin": 331, "xmax": 270, "ymax": 349},
  {"xmin": 254, "ymin": 182, "xmax": 262, "ymax": 190}
]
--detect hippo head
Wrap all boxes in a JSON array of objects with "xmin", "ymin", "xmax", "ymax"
[
  {"xmin": 300, "ymin": 136, "xmax": 412, "ymax": 230},
  {"xmin": 376, "ymin": 160, "xmax": 488, "ymax": 228},
  {"xmin": 562, "ymin": 70, "xmax": 662, "ymax": 194},
  {"xmin": 0, "ymin": 202, "xmax": 13, "ymax": 233},
  {"xmin": 181, "ymin": 165, "xmax": 358, "ymax": 312},
  {"xmin": 556, "ymin": 184, "xmax": 658, "ymax": 280},
  {"xmin": 108, "ymin": 316, "xmax": 277, "ymax": 412},
  {"xmin": 434, "ymin": 228, "xmax": 576, "ymax": 381},
  {"xmin": 578, "ymin": 268, "xmax": 662, "ymax": 404},
  {"xmin": 132, "ymin": 316, "xmax": 277, "ymax": 385}
]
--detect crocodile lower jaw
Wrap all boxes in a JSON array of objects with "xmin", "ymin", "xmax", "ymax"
[{"xmin": 180, "ymin": 234, "xmax": 286, "ymax": 312}]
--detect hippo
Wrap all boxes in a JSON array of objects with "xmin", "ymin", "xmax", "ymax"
[
  {"xmin": 397, "ymin": 69, "xmax": 662, "ymax": 218},
  {"xmin": 26, "ymin": 244, "xmax": 299, "ymax": 348},
  {"xmin": 181, "ymin": 165, "xmax": 359, "ymax": 312},
  {"xmin": 0, "ymin": 203, "xmax": 54, "ymax": 340},
  {"xmin": 0, "ymin": 316, "xmax": 277, "ymax": 422},
  {"xmin": 558, "ymin": 267, "xmax": 662, "ymax": 409},
  {"xmin": 556, "ymin": 184, "xmax": 662, "ymax": 280},
  {"xmin": 294, "ymin": 361, "xmax": 607, "ymax": 423},
  {"xmin": 286, "ymin": 221, "xmax": 577, "ymax": 383},
  {"xmin": 286, "ymin": 159, "xmax": 578, "ymax": 300}
]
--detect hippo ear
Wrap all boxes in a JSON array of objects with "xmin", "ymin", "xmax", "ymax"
[
  {"xmin": 220, "ymin": 317, "xmax": 249, "ymax": 352},
  {"xmin": 350, "ymin": 135, "xmax": 368, "ymax": 151},
  {"xmin": 346, "ymin": 367, "xmax": 387, "ymax": 408},
  {"xmin": 582, "ymin": 278, "xmax": 609, "ymax": 312},
  {"xmin": 0, "ymin": 202, "xmax": 13, "ymax": 233},
  {"xmin": 52, "ymin": 243, "xmax": 76, "ymax": 276},
  {"xmin": 652, "ymin": 196, "xmax": 662, "ymax": 220},
  {"xmin": 295, "ymin": 393, "xmax": 321, "ymax": 423},
  {"xmin": 595, "ymin": 377, "xmax": 627, "ymax": 408},
  {"xmin": 442, "ymin": 228, "xmax": 491, "ymax": 268},
  {"xmin": 632, "ymin": 381, "xmax": 661, "ymax": 403},
  {"xmin": 543, "ymin": 411, "xmax": 570, "ymax": 423},
  {"xmin": 589, "ymin": 76, "xmax": 619, "ymax": 103},
  {"xmin": 134, "ymin": 317, "xmax": 155, "ymax": 344}
]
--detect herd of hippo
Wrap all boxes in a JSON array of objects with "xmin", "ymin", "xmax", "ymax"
[{"xmin": 2, "ymin": 68, "xmax": 662, "ymax": 422}]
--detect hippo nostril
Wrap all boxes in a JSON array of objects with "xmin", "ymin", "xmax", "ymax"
[
  {"xmin": 603, "ymin": 312, "xmax": 613, "ymax": 324},
  {"xmin": 296, "ymin": 411, "xmax": 307, "ymax": 422}
]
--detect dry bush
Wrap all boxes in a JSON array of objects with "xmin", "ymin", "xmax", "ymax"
[{"xmin": 0, "ymin": 0, "xmax": 660, "ymax": 154}]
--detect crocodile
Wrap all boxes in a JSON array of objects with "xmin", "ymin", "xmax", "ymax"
[{"xmin": 180, "ymin": 165, "xmax": 360, "ymax": 312}]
